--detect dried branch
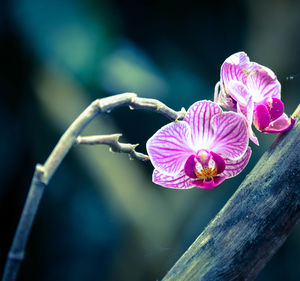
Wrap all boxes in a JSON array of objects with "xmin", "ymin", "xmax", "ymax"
[
  {"xmin": 77, "ymin": 134, "xmax": 150, "ymax": 161},
  {"xmin": 162, "ymin": 104, "xmax": 300, "ymax": 281},
  {"xmin": 1, "ymin": 93, "xmax": 185, "ymax": 281}
]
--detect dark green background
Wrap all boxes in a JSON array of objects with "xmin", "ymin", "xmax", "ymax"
[{"xmin": 1, "ymin": 0, "xmax": 300, "ymax": 280}]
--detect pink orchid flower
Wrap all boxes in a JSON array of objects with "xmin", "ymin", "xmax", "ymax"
[
  {"xmin": 215, "ymin": 52, "xmax": 295, "ymax": 145},
  {"xmin": 146, "ymin": 101, "xmax": 251, "ymax": 190}
]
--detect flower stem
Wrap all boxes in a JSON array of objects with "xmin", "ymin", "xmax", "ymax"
[{"xmin": 1, "ymin": 93, "xmax": 185, "ymax": 281}]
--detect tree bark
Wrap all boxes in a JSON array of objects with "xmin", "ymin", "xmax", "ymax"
[{"xmin": 163, "ymin": 105, "xmax": 300, "ymax": 281}]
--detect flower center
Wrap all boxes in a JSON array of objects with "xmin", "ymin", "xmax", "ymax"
[
  {"xmin": 195, "ymin": 167, "xmax": 218, "ymax": 180},
  {"xmin": 183, "ymin": 151, "xmax": 226, "ymax": 182}
]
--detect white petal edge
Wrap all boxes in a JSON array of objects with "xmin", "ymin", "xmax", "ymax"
[
  {"xmin": 221, "ymin": 147, "xmax": 252, "ymax": 178},
  {"xmin": 152, "ymin": 169, "xmax": 194, "ymax": 189}
]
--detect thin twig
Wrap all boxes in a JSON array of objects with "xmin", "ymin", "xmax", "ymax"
[
  {"xmin": 2, "ymin": 93, "xmax": 185, "ymax": 281},
  {"xmin": 77, "ymin": 134, "xmax": 150, "ymax": 161}
]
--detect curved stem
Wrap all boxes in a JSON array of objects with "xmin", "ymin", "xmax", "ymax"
[
  {"xmin": 2, "ymin": 165, "xmax": 45, "ymax": 281},
  {"xmin": 1, "ymin": 93, "xmax": 185, "ymax": 281}
]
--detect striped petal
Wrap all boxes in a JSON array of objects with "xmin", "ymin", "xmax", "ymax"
[
  {"xmin": 227, "ymin": 80, "xmax": 251, "ymax": 106},
  {"xmin": 152, "ymin": 169, "xmax": 193, "ymax": 189},
  {"xmin": 221, "ymin": 63, "xmax": 247, "ymax": 91},
  {"xmin": 221, "ymin": 52, "xmax": 250, "ymax": 89},
  {"xmin": 236, "ymin": 98, "xmax": 259, "ymax": 145},
  {"xmin": 251, "ymin": 62, "xmax": 278, "ymax": 80},
  {"xmin": 247, "ymin": 71, "xmax": 281, "ymax": 102},
  {"xmin": 223, "ymin": 51, "xmax": 251, "ymax": 68},
  {"xmin": 221, "ymin": 147, "xmax": 252, "ymax": 178},
  {"xmin": 146, "ymin": 121, "xmax": 194, "ymax": 175},
  {"xmin": 210, "ymin": 112, "xmax": 248, "ymax": 160},
  {"xmin": 184, "ymin": 101, "xmax": 222, "ymax": 150}
]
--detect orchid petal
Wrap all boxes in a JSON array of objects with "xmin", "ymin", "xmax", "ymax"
[
  {"xmin": 223, "ymin": 51, "xmax": 250, "ymax": 68},
  {"xmin": 146, "ymin": 121, "xmax": 194, "ymax": 175},
  {"xmin": 221, "ymin": 63, "xmax": 247, "ymax": 91},
  {"xmin": 192, "ymin": 176, "xmax": 227, "ymax": 190},
  {"xmin": 237, "ymin": 96, "xmax": 253, "ymax": 125},
  {"xmin": 184, "ymin": 155, "xmax": 197, "ymax": 178},
  {"xmin": 263, "ymin": 114, "xmax": 296, "ymax": 133},
  {"xmin": 210, "ymin": 152, "xmax": 226, "ymax": 174},
  {"xmin": 247, "ymin": 71, "xmax": 281, "ymax": 102},
  {"xmin": 251, "ymin": 62, "xmax": 278, "ymax": 80},
  {"xmin": 248, "ymin": 127, "xmax": 259, "ymax": 146},
  {"xmin": 263, "ymin": 98, "xmax": 284, "ymax": 122},
  {"xmin": 211, "ymin": 112, "xmax": 248, "ymax": 160},
  {"xmin": 228, "ymin": 80, "xmax": 251, "ymax": 106},
  {"xmin": 152, "ymin": 169, "xmax": 193, "ymax": 189},
  {"xmin": 253, "ymin": 104, "xmax": 271, "ymax": 131},
  {"xmin": 217, "ymin": 88, "xmax": 237, "ymax": 111},
  {"xmin": 237, "ymin": 98, "xmax": 259, "ymax": 145},
  {"xmin": 221, "ymin": 147, "xmax": 252, "ymax": 178},
  {"xmin": 220, "ymin": 52, "xmax": 250, "ymax": 91},
  {"xmin": 184, "ymin": 100, "xmax": 222, "ymax": 150}
]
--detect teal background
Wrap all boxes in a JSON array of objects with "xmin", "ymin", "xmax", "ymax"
[{"xmin": 0, "ymin": 0, "xmax": 300, "ymax": 280}]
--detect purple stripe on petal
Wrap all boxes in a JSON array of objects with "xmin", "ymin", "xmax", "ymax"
[
  {"xmin": 184, "ymin": 101, "xmax": 222, "ymax": 150},
  {"xmin": 247, "ymin": 71, "xmax": 281, "ymax": 102},
  {"xmin": 223, "ymin": 52, "xmax": 250, "ymax": 68},
  {"xmin": 221, "ymin": 63, "xmax": 247, "ymax": 90},
  {"xmin": 210, "ymin": 112, "xmax": 248, "ymax": 160},
  {"xmin": 228, "ymin": 80, "xmax": 251, "ymax": 106},
  {"xmin": 220, "ymin": 52, "xmax": 250, "ymax": 91},
  {"xmin": 263, "ymin": 114, "xmax": 296, "ymax": 133},
  {"xmin": 253, "ymin": 103, "xmax": 270, "ymax": 131},
  {"xmin": 146, "ymin": 121, "xmax": 194, "ymax": 175},
  {"xmin": 221, "ymin": 147, "xmax": 252, "ymax": 178},
  {"xmin": 152, "ymin": 169, "xmax": 193, "ymax": 189},
  {"xmin": 244, "ymin": 100, "xmax": 257, "ymax": 145},
  {"xmin": 237, "ymin": 101, "xmax": 259, "ymax": 145},
  {"xmin": 250, "ymin": 63, "xmax": 277, "ymax": 80}
]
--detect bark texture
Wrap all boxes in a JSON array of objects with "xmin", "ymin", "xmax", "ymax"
[{"xmin": 163, "ymin": 106, "xmax": 300, "ymax": 281}]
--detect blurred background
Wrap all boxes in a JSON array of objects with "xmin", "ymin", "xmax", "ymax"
[{"xmin": 0, "ymin": 0, "xmax": 300, "ymax": 280}]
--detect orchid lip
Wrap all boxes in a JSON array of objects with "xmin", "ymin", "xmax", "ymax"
[
  {"xmin": 183, "ymin": 151, "xmax": 226, "ymax": 182},
  {"xmin": 263, "ymin": 116, "xmax": 296, "ymax": 133},
  {"xmin": 253, "ymin": 103, "xmax": 271, "ymax": 131},
  {"xmin": 192, "ymin": 176, "xmax": 227, "ymax": 190},
  {"xmin": 262, "ymin": 97, "xmax": 284, "ymax": 122}
]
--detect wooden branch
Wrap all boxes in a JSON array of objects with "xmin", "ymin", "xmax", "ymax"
[
  {"xmin": 76, "ymin": 134, "xmax": 150, "ymax": 161},
  {"xmin": 43, "ymin": 93, "xmax": 185, "ymax": 184},
  {"xmin": 163, "ymin": 105, "xmax": 300, "ymax": 281},
  {"xmin": 1, "ymin": 93, "xmax": 185, "ymax": 281}
]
